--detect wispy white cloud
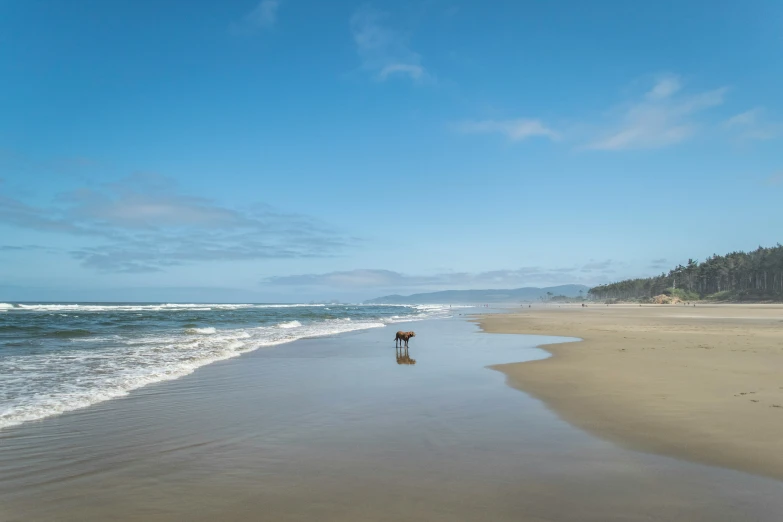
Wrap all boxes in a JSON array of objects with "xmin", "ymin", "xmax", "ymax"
[
  {"xmin": 379, "ymin": 63, "xmax": 425, "ymax": 81},
  {"xmin": 234, "ymin": 0, "xmax": 282, "ymax": 33},
  {"xmin": 457, "ymin": 119, "xmax": 558, "ymax": 142},
  {"xmin": 263, "ymin": 262, "xmax": 617, "ymax": 290},
  {"xmin": 649, "ymin": 257, "xmax": 669, "ymax": 269},
  {"xmin": 723, "ymin": 107, "xmax": 780, "ymax": 141},
  {"xmin": 724, "ymin": 108, "xmax": 761, "ymax": 128},
  {"xmin": 587, "ymin": 75, "xmax": 728, "ymax": 150},
  {"xmin": 646, "ymin": 74, "xmax": 681, "ymax": 100},
  {"xmin": 0, "ymin": 173, "xmax": 353, "ymax": 273},
  {"xmin": 0, "ymin": 244, "xmax": 58, "ymax": 253},
  {"xmin": 581, "ymin": 259, "xmax": 613, "ymax": 271},
  {"xmin": 766, "ymin": 171, "xmax": 783, "ymax": 186},
  {"xmin": 350, "ymin": 4, "xmax": 428, "ymax": 82}
]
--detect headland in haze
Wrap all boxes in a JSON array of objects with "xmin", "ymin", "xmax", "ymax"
[{"xmin": 365, "ymin": 284, "xmax": 589, "ymax": 304}]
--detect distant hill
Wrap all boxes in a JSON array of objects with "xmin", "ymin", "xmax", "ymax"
[{"xmin": 364, "ymin": 285, "xmax": 590, "ymax": 304}]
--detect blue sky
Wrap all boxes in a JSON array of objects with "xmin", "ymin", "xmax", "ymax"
[{"xmin": 1, "ymin": 0, "xmax": 782, "ymax": 302}]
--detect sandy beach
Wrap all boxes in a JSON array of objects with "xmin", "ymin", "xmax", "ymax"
[
  {"xmin": 479, "ymin": 304, "xmax": 783, "ymax": 481},
  {"xmin": 2, "ymin": 316, "xmax": 782, "ymax": 521}
]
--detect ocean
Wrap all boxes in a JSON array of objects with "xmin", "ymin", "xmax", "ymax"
[{"xmin": 0, "ymin": 302, "xmax": 458, "ymax": 430}]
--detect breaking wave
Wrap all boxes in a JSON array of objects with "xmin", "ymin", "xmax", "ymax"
[{"xmin": 0, "ymin": 303, "xmax": 459, "ymax": 430}]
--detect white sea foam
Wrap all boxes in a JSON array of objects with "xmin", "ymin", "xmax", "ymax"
[
  {"xmin": 374, "ymin": 304, "xmax": 463, "ymax": 322},
  {"xmin": 415, "ymin": 304, "xmax": 474, "ymax": 311},
  {"xmin": 3, "ymin": 302, "xmax": 463, "ymax": 313},
  {"xmin": 187, "ymin": 327, "xmax": 217, "ymax": 335},
  {"xmin": 277, "ymin": 320, "xmax": 302, "ymax": 329},
  {"xmin": 10, "ymin": 303, "xmax": 325, "ymax": 313},
  {"xmin": 77, "ymin": 336, "xmax": 123, "ymax": 343},
  {"xmin": 0, "ymin": 304, "xmax": 456, "ymax": 430},
  {"xmin": 368, "ymin": 303, "xmax": 473, "ymax": 313},
  {"xmin": 0, "ymin": 317, "xmax": 406, "ymax": 431}
]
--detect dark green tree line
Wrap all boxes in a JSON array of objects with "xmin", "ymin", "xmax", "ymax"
[{"xmin": 588, "ymin": 244, "xmax": 783, "ymax": 301}]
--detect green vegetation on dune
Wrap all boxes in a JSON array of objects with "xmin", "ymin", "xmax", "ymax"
[
  {"xmin": 667, "ymin": 288, "xmax": 701, "ymax": 302},
  {"xmin": 589, "ymin": 245, "xmax": 783, "ymax": 302}
]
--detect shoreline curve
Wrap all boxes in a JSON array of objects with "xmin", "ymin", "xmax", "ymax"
[{"xmin": 475, "ymin": 304, "xmax": 783, "ymax": 482}]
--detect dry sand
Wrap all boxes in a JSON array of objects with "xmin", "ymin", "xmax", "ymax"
[{"xmin": 478, "ymin": 304, "xmax": 783, "ymax": 481}]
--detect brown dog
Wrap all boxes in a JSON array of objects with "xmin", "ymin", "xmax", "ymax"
[{"xmin": 394, "ymin": 330, "xmax": 415, "ymax": 347}]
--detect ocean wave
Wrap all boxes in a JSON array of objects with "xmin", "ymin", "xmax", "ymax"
[
  {"xmin": 254, "ymin": 304, "xmax": 325, "ymax": 308},
  {"xmin": 186, "ymin": 327, "xmax": 217, "ymax": 335},
  {"xmin": 76, "ymin": 336, "xmax": 122, "ymax": 343},
  {"xmin": 0, "ymin": 317, "xmax": 396, "ymax": 431},
  {"xmin": 366, "ymin": 303, "xmax": 473, "ymax": 308},
  {"xmin": 277, "ymin": 320, "xmax": 302, "ymax": 329},
  {"xmin": 3, "ymin": 302, "xmax": 467, "ymax": 314},
  {"xmin": 414, "ymin": 304, "xmax": 474, "ymax": 311},
  {"xmin": 43, "ymin": 329, "xmax": 93, "ymax": 339},
  {"xmin": 382, "ymin": 314, "xmax": 427, "ymax": 324},
  {"xmin": 0, "ymin": 325, "xmax": 42, "ymax": 333},
  {"xmin": 0, "ymin": 302, "xmax": 458, "ymax": 430},
  {"xmin": 10, "ymin": 303, "xmax": 326, "ymax": 313}
]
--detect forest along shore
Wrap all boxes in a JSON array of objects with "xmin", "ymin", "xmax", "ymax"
[
  {"xmin": 477, "ymin": 304, "xmax": 783, "ymax": 481},
  {"xmin": 588, "ymin": 245, "xmax": 783, "ymax": 302}
]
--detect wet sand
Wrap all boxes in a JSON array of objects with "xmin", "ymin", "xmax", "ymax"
[
  {"xmin": 479, "ymin": 304, "xmax": 783, "ymax": 481},
  {"xmin": 2, "ymin": 317, "xmax": 782, "ymax": 521}
]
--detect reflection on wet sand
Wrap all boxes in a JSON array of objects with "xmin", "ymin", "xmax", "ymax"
[{"xmin": 396, "ymin": 346, "xmax": 416, "ymax": 365}]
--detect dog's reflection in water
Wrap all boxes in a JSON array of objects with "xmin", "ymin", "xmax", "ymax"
[{"xmin": 395, "ymin": 346, "xmax": 416, "ymax": 365}]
